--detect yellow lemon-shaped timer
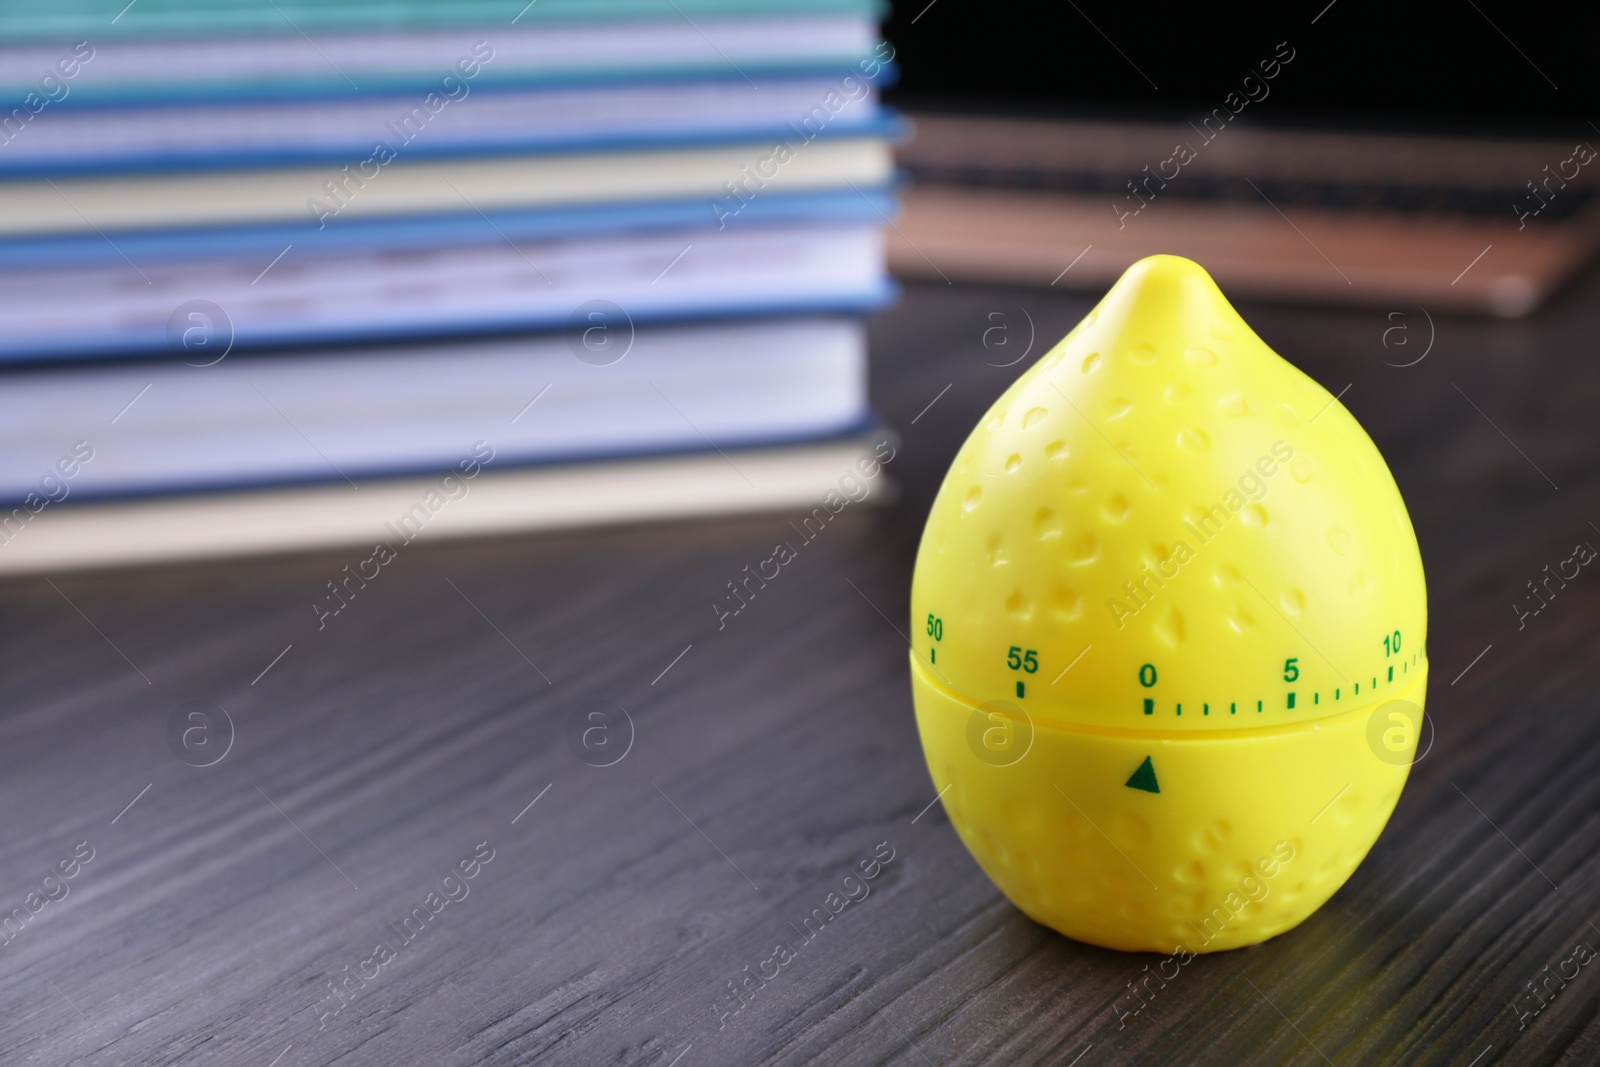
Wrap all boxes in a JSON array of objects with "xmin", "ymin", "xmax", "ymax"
[{"xmin": 909, "ymin": 255, "xmax": 1427, "ymax": 953}]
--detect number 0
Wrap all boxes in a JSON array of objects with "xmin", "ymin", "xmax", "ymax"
[{"xmin": 1139, "ymin": 664, "xmax": 1157, "ymax": 687}]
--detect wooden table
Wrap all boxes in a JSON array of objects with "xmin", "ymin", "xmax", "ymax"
[{"xmin": 3, "ymin": 272, "xmax": 1597, "ymax": 1066}]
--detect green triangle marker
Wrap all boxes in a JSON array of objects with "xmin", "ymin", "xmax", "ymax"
[{"xmin": 1125, "ymin": 756, "xmax": 1160, "ymax": 794}]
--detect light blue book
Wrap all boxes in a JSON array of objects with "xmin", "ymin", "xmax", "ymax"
[{"xmin": 0, "ymin": 76, "xmax": 899, "ymax": 176}]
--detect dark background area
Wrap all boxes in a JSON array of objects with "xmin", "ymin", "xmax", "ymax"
[{"xmin": 884, "ymin": 0, "xmax": 1598, "ymax": 135}]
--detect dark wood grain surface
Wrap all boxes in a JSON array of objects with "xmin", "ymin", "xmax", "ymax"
[{"xmin": 3, "ymin": 267, "xmax": 1599, "ymax": 1067}]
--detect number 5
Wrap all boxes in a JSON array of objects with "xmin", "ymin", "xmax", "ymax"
[{"xmin": 1283, "ymin": 657, "xmax": 1299, "ymax": 682}]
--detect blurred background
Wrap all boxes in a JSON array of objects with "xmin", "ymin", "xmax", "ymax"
[
  {"xmin": 0, "ymin": 0, "xmax": 1594, "ymax": 569},
  {"xmin": 0, "ymin": 0, "xmax": 896, "ymax": 571},
  {"xmin": 882, "ymin": 0, "xmax": 1600, "ymax": 313}
]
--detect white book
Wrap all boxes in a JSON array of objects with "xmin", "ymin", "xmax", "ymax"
[
  {"xmin": 0, "ymin": 316, "xmax": 868, "ymax": 501},
  {"xmin": 0, "ymin": 433, "xmax": 895, "ymax": 577},
  {"xmin": 0, "ymin": 137, "xmax": 892, "ymax": 236},
  {"xmin": 0, "ymin": 223, "xmax": 887, "ymax": 359}
]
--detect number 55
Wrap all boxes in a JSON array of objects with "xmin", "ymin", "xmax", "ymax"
[{"xmin": 1006, "ymin": 647, "xmax": 1039, "ymax": 673}]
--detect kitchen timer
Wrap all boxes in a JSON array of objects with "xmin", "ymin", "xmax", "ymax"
[{"xmin": 909, "ymin": 255, "xmax": 1427, "ymax": 952}]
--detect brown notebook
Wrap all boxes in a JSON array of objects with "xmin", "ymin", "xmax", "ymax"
[{"xmin": 890, "ymin": 113, "xmax": 1599, "ymax": 317}]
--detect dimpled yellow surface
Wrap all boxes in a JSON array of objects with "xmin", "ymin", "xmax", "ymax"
[{"xmin": 909, "ymin": 255, "xmax": 1428, "ymax": 953}]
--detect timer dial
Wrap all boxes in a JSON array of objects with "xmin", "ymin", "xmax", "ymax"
[{"xmin": 910, "ymin": 256, "xmax": 1427, "ymax": 952}]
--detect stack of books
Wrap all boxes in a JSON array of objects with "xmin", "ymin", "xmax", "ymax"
[{"xmin": 0, "ymin": 0, "xmax": 898, "ymax": 573}]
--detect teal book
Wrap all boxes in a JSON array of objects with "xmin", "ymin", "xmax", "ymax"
[{"xmin": 0, "ymin": 0, "xmax": 883, "ymax": 41}]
